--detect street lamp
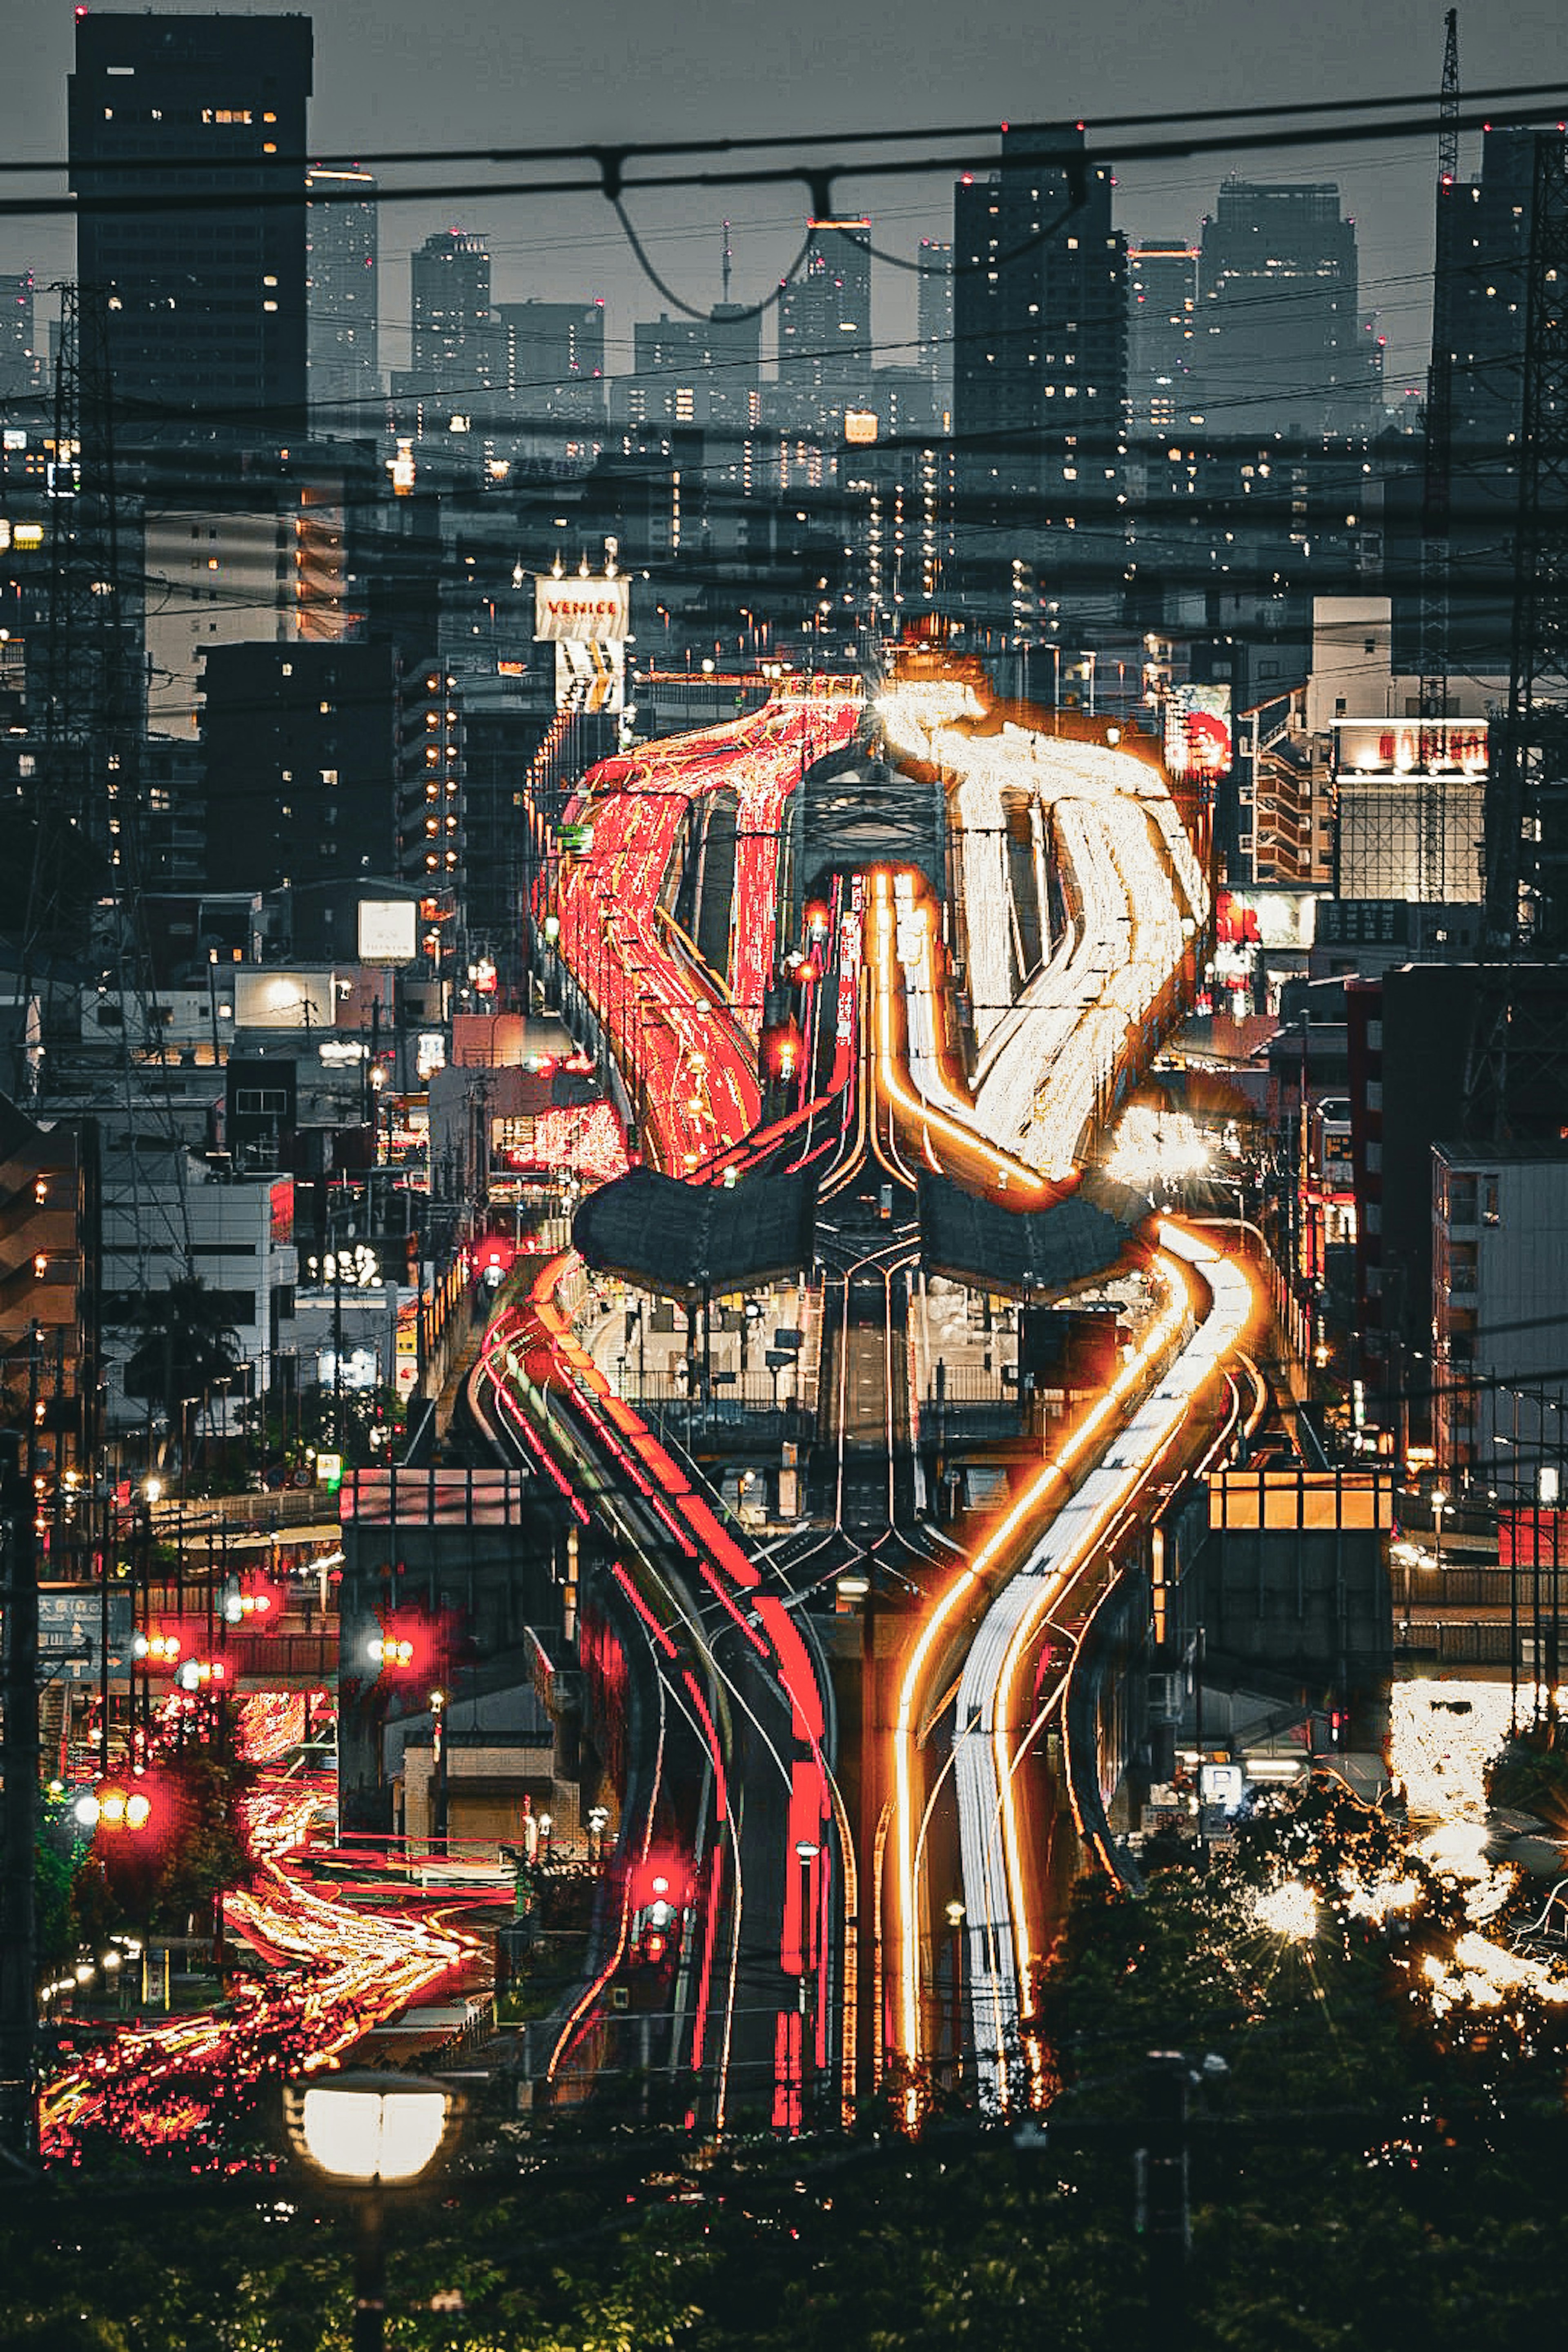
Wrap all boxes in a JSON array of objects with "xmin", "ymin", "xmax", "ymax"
[
  {"xmin": 945, "ymin": 1899, "xmax": 966, "ymax": 2082},
  {"xmin": 1432, "ymin": 1486, "xmax": 1449, "ymax": 1572},
  {"xmin": 795, "ymin": 1836, "xmax": 820, "ymax": 2130},
  {"xmin": 283, "ymin": 2072, "xmax": 460, "ymax": 2351}
]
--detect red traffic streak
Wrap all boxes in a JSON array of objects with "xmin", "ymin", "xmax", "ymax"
[
  {"xmin": 556, "ymin": 692, "xmax": 857, "ymax": 1172},
  {"xmin": 39, "ymin": 1774, "xmax": 479, "ymax": 2165}
]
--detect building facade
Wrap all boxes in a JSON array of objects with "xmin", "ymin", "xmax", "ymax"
[
  {"xmin": 1194, "ymin": 181, "xmax": 1372, "ymax": 439},
  {"xmin": 777, "ymin": 220, "xmax": 873, "ymax": 398},
  {"xmin": 199, "ymin": 639, "xmax": 396, "ymax": 895},
  {"xmin": 951, "ymin": 125, "xmax": 1126, "ymax": 629},
  {"xmin": 306, "ymin": 164, "xmax": 379, "ymax": 421},
  {"xmin": 69, "ymin": 11, "xmax": 314, "ymax": 441},
  {"xmin": 1127, "ymin": 239, "xmax": 1198, "ymax": 437}
]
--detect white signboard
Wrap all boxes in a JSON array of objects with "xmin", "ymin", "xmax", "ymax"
[
  {"xmin": 535, "ymin": 575, "xmax": 630, "ymax": 643},
  {"xmin": 555, "ymin": 639, "xmax": 625, "ymax": 714},
  {"xmin": 357, "ymin": 899, "xmax": 419, "ymax": 963}
]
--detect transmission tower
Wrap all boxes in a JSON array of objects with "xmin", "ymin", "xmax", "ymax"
[
  {"xmin": 22, "ymin": 284, "xmax": 143, "ymax": 980},
  {"xmin": 1417, "ymin": 9, "xmax": 1462, "ymax": 897},
  {"xmin": 1484, "ymin": 133, "xmax": 1568, "ymax": 951}
]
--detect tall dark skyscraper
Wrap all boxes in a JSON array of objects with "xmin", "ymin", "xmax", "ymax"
[
  {"xmin": 403, "ymin": 230, "xmax": 497, "ymax": 408},
  {"xmin": 1127, "ymin": 239, "xmax": 1198, "ymax": 437},
  {"xmin": 68, "ymin": 12, "xmax": 314, "ymax": 442},
  {"xmin": 952, "ymin": 125, "xmax": 1126, "ymax": 623},
  {"xmin": 306, "ymin": 165, "xmax": 379, "ymax": 422},
  {"xmin": 1195, "ymin": 181, "xmax": 1370, "ymax": 437},
  {"xmin": 777, "ymin": 220, "xmax": 872, "ymax": 395}
]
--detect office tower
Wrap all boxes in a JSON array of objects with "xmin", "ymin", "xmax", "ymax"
[
  {"xmin": 777, "ymin": 220, "xmax": 873, "ymax": 396},
  {"xmin": 404, "ymin": 230, "xmax": 498, "ymax": 407},
  {"xmin": 307, "ymin": 165, "xmax": 379, "ymax": 421},
  {"xmin": 952, "ymin": 124, "xmax": 1126, "ymax": 623},
  {"xmin": 915, "ymin": 240, "xmax": 954, "ymax": 411},
  {"xmin": 1127, "ymin": 239, "xmax": 1198, "ymax": 436},
  {"xmin": 0, "ymin": 272, "xmax": 40, "ymax": 400},
  {"xmin": 68, "ymin": 12, "xmax": 314, "ymax": 442},
  {"xmin": 619, "ymin": 305, "xmax": 762, "ymax": 429},
  {"xmin": 1195, "ymin": 181, "xmax": 1371, "ymax": 437},
  {"xmin": 497, "ymin": 298, "xmax": 606, "ymax": 419}
]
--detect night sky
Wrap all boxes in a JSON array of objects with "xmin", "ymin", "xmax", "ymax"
[{"xmin": 5, "ymin": 0, "xmax": 1568, "ymax": 386}]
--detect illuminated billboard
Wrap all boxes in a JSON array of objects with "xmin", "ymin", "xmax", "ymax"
[
  {"xmin": 1334, "ymin": 719, "xmax": 1488, "ymax": 777},
  {"xmin": 534, "ymin": 575, "xmax": 630, "ymax": 643},
  {"xmin": 357, "ymin": 898, "xmax": 419, "ymax": 963},
  {"xmin": 1164, "ymin": 683, "xmax": 1232, "ymax": 782}
]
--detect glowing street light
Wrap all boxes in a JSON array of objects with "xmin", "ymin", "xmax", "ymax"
[{"xmin": 284, "ymin": 2072, "xmax": 460, "ymax": 2349}]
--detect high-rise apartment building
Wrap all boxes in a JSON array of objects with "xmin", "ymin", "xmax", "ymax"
[
  {"xmin": 617, "ymin": 305, "xmax": 762, "ymax": 429},
  {"xmin": 952, "ymin": 124, "xmax": 1126, "ymax": 624},
  {"xmin": 1127, "ymin": 239, "xmax": 1198, "ymax": 436},
  {"xmin": 497, "ymin": 299, "xmax": 606, "ymax": 421},
  {"xmin": 1195, "ymin": 181, "xmax": 1371, "ymax": 437},
  {"xmin": 68, "ymin": 12, "xmax": 314, "ymax": 441},
  {"xmin": 777, "ymin": 220, "xmax": 873, "ymax": 396},
  {"xmin": 199, "ymin": 639, "xmax": 394, "ymax": 894},
  {"xmin": 403, "ymin": 230, "xmax": 498, "ymax": 408},
  {"xmin": 916, "ymin": 240, "xmax": 954, "ymax": 412},
  {"xmin": 306, "ymin": 165, "xmax": 379, "ymax": 421}
]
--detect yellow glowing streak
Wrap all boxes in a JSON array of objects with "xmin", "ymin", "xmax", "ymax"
[
  {"xmin": 866, "ymin": 869, "xmax": 1050, "ymax": 1202},
  {"xmin": 990, "ymin": 1255, "xmax": 1194, "ymax": 2002},
  {"xmin": 891, "ymin": 1247, "xmax": 1188, "ymax": 2078}
]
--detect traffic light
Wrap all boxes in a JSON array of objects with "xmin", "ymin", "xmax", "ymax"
[
  {"xmin": 175, "ymin": 1658, "xmax": 227, "ymax": 1691},
  {"xmin": 73, "ymin": 1781, "xmax": 154, "ymax": 1834},
  {"xmin": 630, "ymin": 1853, "xmax": 687, "ymax": 1967},
  {"xmin": 366, "ymin": 1613, "xmax": 423, "ymax": 1674}
]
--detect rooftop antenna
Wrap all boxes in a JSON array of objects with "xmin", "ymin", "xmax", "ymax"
[{"xmin": 722, "ymin": 219, "xmax": 733, "ymax": 306}]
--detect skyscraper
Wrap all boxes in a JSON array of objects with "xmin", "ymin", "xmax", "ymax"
[
  {"xmin": 916, "ymin": 240, "xmax": 954, "ymax": 413},
  {"xmin": 1195, "ymin": 182, "xmax": 1370, "ymax": 437},
  {"xmin": 1127, "ymin": 239, "xmax": 1198, "ymax": 437},
  {"xmin": 497, "ymin": 298, "xmax": 606, "ymax": 421},
  {"xmin": 777, "ymin": 220, "xmax": 873, "ymax": 396},
  {"xmin": 68, "ymin": 12, "xmax": 314, "ymax": 442},
  {"xmin": 620, "ymin": 305, "xmax": 762, "ymax": 428},
  {"xmin": 952, "ymin": 125, "xmax": 1126, "ymax": 624},
  {"xmin": 403, "ymin": 230, "xmax": 498, "ymax": 408},
  {"xmin": 307, "ymin": 165, "xmax": 379, "ymax": 422}
]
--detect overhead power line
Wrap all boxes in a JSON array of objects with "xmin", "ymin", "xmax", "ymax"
[
  {"xmin": 5, "ymin": 91, "xmax": 1567, "ymax": 233},
  {"xmin": 8, "ymin": 77, "xmax": 1568, "ymax": 187}
]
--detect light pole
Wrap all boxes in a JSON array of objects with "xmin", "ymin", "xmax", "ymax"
[
  {"xmin": 795, "ymin": 1835, "xmax": 820, "ymax": 2130},
  {"xmin": 1431, "ymin": 1485, "xmax": 1448, "ymax": 1574},
  {"xmin": 945, "ymin": 1898, "xmax": 965, "ymax": 2085},
  {"xmin": 283, "ymin": 2073, "xmax": 460, "ymax": 2352}
]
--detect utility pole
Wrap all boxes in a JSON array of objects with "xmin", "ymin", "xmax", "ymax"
[{"xmin": 1136, "ymin": 2053, "xmax": 1192, "ymax": 2352}]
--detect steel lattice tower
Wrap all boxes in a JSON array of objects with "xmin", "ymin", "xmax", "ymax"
[{"xmin": 1484, "ymin": 132, "xmax": 1568, "ymax": 951}]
